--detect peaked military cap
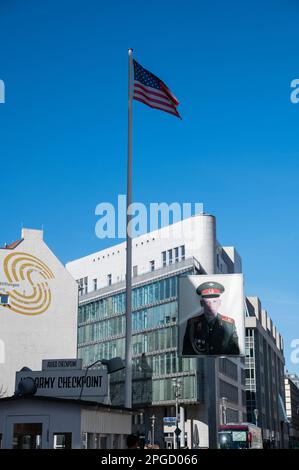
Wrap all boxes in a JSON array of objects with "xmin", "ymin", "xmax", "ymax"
[{"xmin": 196, "ymin": 281, "xmax": 225, "ymax": 298}]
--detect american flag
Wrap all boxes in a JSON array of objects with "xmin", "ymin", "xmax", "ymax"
[{"xmin": 133, "ymin": 60, "xmax": 181, "ymax": 119}]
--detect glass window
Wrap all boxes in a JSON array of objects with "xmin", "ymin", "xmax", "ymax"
[
  {"xmin": 162, "ymin": 251, "xmax": 166, "ymax": 267},
  {"xmin": 53, "ymin": 433, "xmax": 72, "ymax": 449},
  {"xmin": 168, "ymin": 249, "xmax": 173, "ymax": 265},
  {"xmin": 150, "ymin": 260, "xmax": 155, "ymax": 271},
  {"xmin": 174, "ymin": 247, "xmax": 179, "ymax": 262},
  {"xmin": 84, "ymin": 277, "xmax": 88, "ymax": 295}
]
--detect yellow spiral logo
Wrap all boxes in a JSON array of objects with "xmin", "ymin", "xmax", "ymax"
[{"xmin": 3, "ymin": 252, "xmax": 54, "ymax": 316}]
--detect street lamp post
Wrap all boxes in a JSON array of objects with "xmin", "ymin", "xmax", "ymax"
[
  {"xmin": 172, "ymin": 378, "xmax": 182, "ymax": 449},
  {"xmin": 253, "ymin": 408, "xmax": 259, "ymax": 427},
  {"xmin": 221, "ymin": 397, "xmax": 228, "ymax": 425},
  {"xmin": 150, "ymin": 414, "xmax": 156, "ymax": 445},
  {"xmin": 79, "ymin": 357, "xmax": 125, "ymax": 401}
]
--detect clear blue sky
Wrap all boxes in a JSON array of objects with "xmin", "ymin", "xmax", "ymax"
[{"xmin": 0, "ymin": 0, "xmax": 298, "ymax": 373}]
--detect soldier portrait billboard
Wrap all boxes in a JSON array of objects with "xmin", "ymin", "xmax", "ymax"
[{"xmin": 178, "ymin": 274, "xmax": 245, "ymax": 357}]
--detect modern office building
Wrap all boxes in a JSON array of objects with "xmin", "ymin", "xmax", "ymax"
[
  {"xmin": 245, "ymin": 297, "xmax": 288, "ymax": 448},
  {"xmin": 0, "ymin": 228, "xmax": 78, "ymax": 395},
  {"xmin": 67, "ymin": 214, "xmax": 246, "ymax": 448},
  {"xmin": 285, "ymin": 373, "xmax": 299, "ymax": 448}
]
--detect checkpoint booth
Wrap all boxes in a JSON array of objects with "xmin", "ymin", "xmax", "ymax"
[
  {"xmin": 0, "ymin": 358, "xmax": 132, "ymax": 449},
  {"xmin": 0, "ymin": 395, "xmax": 132, "ymax": 449}
]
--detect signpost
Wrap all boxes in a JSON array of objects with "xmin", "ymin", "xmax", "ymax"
[{"xmin": 15, "ymin": 363, "xmax": 108, "ymax": 400}]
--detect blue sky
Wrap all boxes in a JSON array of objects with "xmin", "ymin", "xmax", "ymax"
[{"xmin": 0, "ymin": 0, "xmax": 298, "ymax": 373}]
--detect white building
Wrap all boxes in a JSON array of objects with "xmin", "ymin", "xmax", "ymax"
[
  {"xmin": 0, "ymin": 228, "xmax": 78, "ymax": 395},
  {"xmin": 0, "ymin": 395, "xmax": 132, "ymax": 449},
  {"xmin": 67, "ymin": 214, "xmax": 246, "ymax": 448},
  {"xmin": 67, "ymin": 214, "xmax": 242, "ymax": 295}
]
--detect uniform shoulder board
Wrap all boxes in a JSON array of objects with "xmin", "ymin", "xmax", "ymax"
[{"xmin": 221, "ymin": 315, "xmax": 235, "ymax": 324}]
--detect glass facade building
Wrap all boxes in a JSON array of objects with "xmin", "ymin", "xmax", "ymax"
[
  {"xmin": 69, "ymin": 215, "xmax": 247, "ymax": 447},
  {"xmin": 77, "ymin": 261, "xmax": 201, "ymax": 407}
]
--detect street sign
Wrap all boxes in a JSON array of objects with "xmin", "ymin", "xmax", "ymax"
[
  {"xmin": 163, "ymin": 417, "xmax": 177, "ymax": 425},
  {"xmin": 174, "ymin": 427, "xmax": 181, "ymax": 436},
  {"xmin": 42, "ymin": 358, "xmax": 83, "ymax": 371}
]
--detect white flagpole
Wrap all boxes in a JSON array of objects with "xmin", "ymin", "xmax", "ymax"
[{"xmin": 125, "ymin": 48, "xmax": 133, "ymax": 409}]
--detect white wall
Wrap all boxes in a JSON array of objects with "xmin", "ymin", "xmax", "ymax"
[
  {"xmin": 0, "ymin": 399, "xmax": 81, "ymax": 449},
  {"xmin": 0, "ymin": 229, "xmax": 78, "ymax": 395},
  {"xmin": 66, "ymin": 214, "xmax": 218, "ymax": 292},
  {"xmin": 0, "ymin": 398, "xmax": 132, "ymax": 449}
]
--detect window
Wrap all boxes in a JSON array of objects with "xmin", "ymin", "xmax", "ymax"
[
  {"xmin": 133, "ymin": 265, "xmax": 138, "ymax": 277},
  {"xmin": 93, "ymin": 279, "xmax": 97, "ymax": 291},
  {"xmin": 107, "ymin": 274, "xmax": 112, "ymax": 286},
  {"xmin": 162, "ymin": 251, "xmax": 166, "ymax": 267},
  {"xmin": 219, "ymin": 380, "xmax": 239, "ymax": 404},
  {"xmin": 168, "ymin": 249, "xmax": 173, "ymax": 265},
  {"xmin": 180, "ymin": 245, "xmax": 185, "ymax": 260},
  {"xmin": 84, "ymin": 277, "xmax": 88, "ymax": 294},
  {"xmin": 150, "ymin": 260, "xmax": 155, "ymax": 271},
  {"xmin": 174, "ymin": 247, "xmax": 179, "ymax": 262},
  {"xmin": 13, "ymin": 423, "xmax": 43, "ymax": 449},
  {"xmin": 53, "ymin": 433, "xmax": 72, "ymax": 449},
  {"xmin": 78, "ymin": 278, "xmax": 84, "ymax": 296},
  {"xmin": 219, "ymin": 358, "xmax": 238, "ymax": 381}
]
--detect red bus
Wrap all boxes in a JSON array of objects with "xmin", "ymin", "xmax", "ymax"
[{"xmin": 218, "ymin": 423, "xmax": 263, "ymax": 449}]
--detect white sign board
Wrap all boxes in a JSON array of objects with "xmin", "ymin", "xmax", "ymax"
[
  {"xmin": 42, "ymin": 358, "xmax": 83, "ymax": 371},
  {"xmin": 15, "ymin": 369, "xmax": 108, "ymax": 399}
]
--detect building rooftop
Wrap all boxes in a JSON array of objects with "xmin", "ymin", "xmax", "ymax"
[
  {"xmin": 0, "ymin": 239, "xmax": 23, "ymax": 250},
  {"xmin": 0, "ymin": 395, "xmax": 133, "ymax": 412}
]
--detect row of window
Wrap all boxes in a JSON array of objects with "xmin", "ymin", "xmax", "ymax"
[
  {"xmin": 78, "ymin": 293, "xmax": 126, "ymax": 324},
  {"xmin": 132, "ymin": 301, "xmax": 177, "ymax": 331},
  {"xmin": 77, "ymin": 277, "xmax": 88, "ymax": 296},
  {"xmin": 152, "ymin": 375, "xmax": 196, "ymax": 402},
  {"xmin": 78, "ymin": 244, "xmax": 186, "ymax": 295},
  {"xmin": 132, "ymin": 277, "xmax": 177, "ymax": 309},
  {"xmin": 132, "ymin": 327, "xmax": 177, "ymax": 355},
  {"xmin": 110, "ymin": 374, "xmax": 197, "ymax": 405},
  {"xmin": 78, "ymin": 316, "xmax": 125, "ymax": 344},
  {"xmin": 219, "ymin": 358, "xmax": 238, "ymax": 382},
  {"xmin": 78, "ymin": 338, "xmax": 125, "ymax": 365},
  {"xmin": 133, "ymin": 352, "xmax": 196, "ymax": 377},
  {"xmin": 78, "ymin": 338, "xmax": 195, "ymax": 379},
  {"xmin": 78, "ymin": 276, "xmax": 178, "ymax": 324},
  {"xmin": 219, "ymin": 379, "xmax": 239, "ymax": 405},
  {"xmin": 162, "ymin": 245, "xmax": 185, "ymax": 267},
  {"xmin": 78, "ymin": 301, "xmax": 178, "ymax": 345}
]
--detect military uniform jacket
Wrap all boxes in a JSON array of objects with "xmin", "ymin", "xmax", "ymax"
[{"xmin": 182, "ymin": 313, "xmax": 240, "ymax": 356}]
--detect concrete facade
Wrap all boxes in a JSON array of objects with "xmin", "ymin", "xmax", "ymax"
[
  {"xmin": 285, "ymin": 373, "xmax": 299, "ymax": 448},
  {"xmin": 245, "ymin": 297, "xmax": 288, "ymax": 448}
]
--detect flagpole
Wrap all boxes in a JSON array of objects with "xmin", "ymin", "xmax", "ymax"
[{"xmin": 125, "ymin": 48, "xmax": 133, "ymax": 409}]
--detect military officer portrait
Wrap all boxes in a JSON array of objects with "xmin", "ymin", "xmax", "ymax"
[{"xmin": 182, "ymin": 281, "xmax": 240, "ymax": 356}]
